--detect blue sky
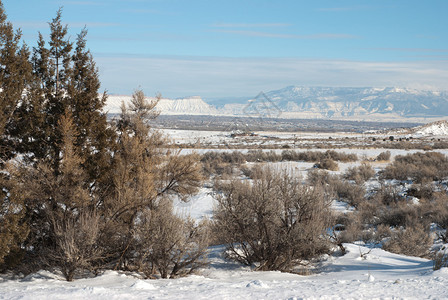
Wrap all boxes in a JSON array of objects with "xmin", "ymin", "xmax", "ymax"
[{"xmin": 3, "ymin": 0, "xmax": 448, "ymax": 98}]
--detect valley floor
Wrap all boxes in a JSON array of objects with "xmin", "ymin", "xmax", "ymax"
[{"xmin": 3, "ymin": 127, "xmax": 448, "ymax": 299}]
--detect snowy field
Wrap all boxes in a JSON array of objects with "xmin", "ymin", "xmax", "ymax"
[
  {"xmin": 1, "ymin": 243, "xmax": 447, "ymax": 299},
  {"xmin": 159, "ymin": 122, "xmax": 448, "ymax": 149},
  {"xmin": 2, "ymin": 125, "xmax": 448, "ymax": 299}
]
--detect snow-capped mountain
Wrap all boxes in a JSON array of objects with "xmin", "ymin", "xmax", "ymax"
[
  {"xmin": 156, "ymin": 96, "xmax": 218, "ymax": 115},
  {"xmin": 105, "ymin": 86, "xmax": 448, "ymax": 122},
  {"xmin": 264, "ymin": 86, "xmax": 448, "ymax": 118},
  {"xmin": 219, "ymin": 86, "xmax": 448, "ymax": 122},
  {"xmin": 105, "ymin": 95, "xmax": 218, "ymax": 115}
]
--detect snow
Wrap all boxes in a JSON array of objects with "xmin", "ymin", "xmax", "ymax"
[
  {"xmin": 1, "ymin": 244, "xmax": 448, "ymax": 299},
  {"xmin": 415, "ymin": 120, "xmax": 448, "ymax": 136},
  {"xmin": 173, "ymin": 188, "xmax": 215, "ymax": 221},
  {"xmin": 332, "ymin": 200, "xmax": 355, "ymax": 213},
  {"xmin": 105, "ymin": 86, "xmax": 448, "ymax": 123},
  {"xmin": 105, "ymin": 95, "xmax": 218, "ymax": 116},
  {"xmin": 3, "ymin": 135, "xmax": 448, "ymax": 298},
  {"xmin": 3, "ymin": 177, "xmax": 448, "ymax": 299}
]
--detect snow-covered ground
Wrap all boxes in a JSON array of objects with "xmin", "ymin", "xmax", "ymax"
[
  {"xmin": 1, "ymin": 243, "xmax": 447, "ymax": 299},
  {"xmin": 415, "ymin": 120, "xmax": 448, "ymax": 137},
  {"xmin": 2, "ymin": 133, "xmax": 448, "ymax": 299}
]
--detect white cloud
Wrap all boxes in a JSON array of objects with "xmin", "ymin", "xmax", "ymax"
[{"xmin": 95, "ymin": 55, "xmax": 448, "ymax": 98}]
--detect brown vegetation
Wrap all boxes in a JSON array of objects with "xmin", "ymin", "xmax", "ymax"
[
  {"xmin": 344, "ymin": 163, "xmax": 375, "ymax": 184},
  {"xmin": 213, "ymin": 168, "xmax": 332, "ymax": 272},
  {"xmin": 383, "ymin": 223, "xmax": 433, "ymax": 257},
  {"xmin": 380, "ymin": 152, "xmax": 448, "ymax": 183}
]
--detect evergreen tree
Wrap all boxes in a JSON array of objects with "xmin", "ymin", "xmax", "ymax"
[
  {"xmin": 10, "ymin": 112, "xmax": 104, "ymax": 278},
  {"xmin": 0, "ymin": 0, "xmax": 31, "ymax": 269},
  {"xmin": 68, "ymin": 28, "xmax": 113, "ymax": 185},
  {"xmin": 27, "ymin": 9, "xmax": 73, "ymax": 172},
  {"xmin": 24, "ymin": 9, "xmax": 114, "ymax": 183},
  {"xmin": 0, "ymin": 0, "xmax": 32, "ymax": 162}
]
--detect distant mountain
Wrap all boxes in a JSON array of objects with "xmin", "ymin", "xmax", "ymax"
[
  {"xmin": 105, "ymin": 86, "xmax": 448, "ymax": 122},
  {"xmin": 218, "ymin": 86, "xmax": 448, "ymax": 122},
  {"xmin": 156, "ymin": 96, "xmax": 218, "ymax": 115},
  {"xmin": 266, "ymin": 86, "xmax": 448, "ymax": 118},
  {"xmin": 105, "ymin": 95, "xmax": 217, "ymax": 115}
]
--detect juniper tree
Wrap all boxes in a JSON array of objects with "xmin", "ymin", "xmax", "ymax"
[
  {"xmin": 0, "ymin": 0, "xmax": 31, "ymax": 269},
  {"xmin": 23, "ymin": 9, "xmax": 114, "ymax": 185},
  {"xmin": 9, "ymin": 112, "xmax": 104, "ymax": 279},
  {"xmin": 67, "ymin": 27, "xmax": 113, "ymax": 186},
  {"xmin": 25, "ymin": 9, "xmax": 73, "ymax": 172},
  {"xmin": 0, "ymin": 0, "xmax": 32, "ymax": 162}
]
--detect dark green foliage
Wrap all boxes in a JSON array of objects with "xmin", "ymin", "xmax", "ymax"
[
  {"xmin": 20, "ymin": 9, "xmax": 115, "ymax": 183},
  {"xmin": 0, "ymin": 1, "xmax": 32, "ymax": 162},
  {"xmin": 0, "ymin": 5, "xmax": 209, "ymax": 280},
  {"xmin": 0, "ymin": 0, "xmax": 31, "ymax": 269},
  {"xmin": 0, "ymin": 168, "xmax": 29, "ymax": 268}
]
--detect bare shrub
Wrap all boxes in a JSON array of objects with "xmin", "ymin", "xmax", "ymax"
[
  {"xmin": 104, "ymin": 90, "xmax": 205, "ymax": 273},
  {"xmin": 307, "ymin": 171, "xmax": 365, "ymax": 208},
  {"xmin": 377, "ymin": 202, "xmax": 419, "ymax": 228},
  {"xmin": 335, "ymin": 214, "xmax": 363, "ymax": 244},
  {"xmin": 380, "ymin": 152, "xmax": 448, "ymax": 183},
  {"xmin": 132, "ymin": 201, "xmax": 210, "ymax": 279},
  {"xmin": 47, "ymin": 210, "xmax": 104, "ymax": 281},
  {"xmin": 213, "ymin": 168, "xmax": 332, "ymax": 272},
  {"xmin": 246, "ymin": 150, "xmax": 281, "ymax": 162},
  {"xmin": 306, "ymin": 168, "xmax": 331, "ymax": 186},
  {"xmin": 329, "ymin": 177, "xmax": 365, "ymax": 207},
  {"xmin": 356, "ymin": 199, "xmax": 381, "ymax": 225},
  {"xmin": 201, "ymin": 151, "xmax": 246, "ymax": 176},
  {"xmin": 241, "ymin": 166, "xmax": 254, "ymax": 178},
  {"xmin": 372, "ymin": 224, "xmax": 392, "ymax": 244},
  {"xmin": 306, "ymin": 169, "xmax": 337, "ymax": 200},
  {"xmin": 420, "ymin": 192, "xmax": 448, "ymax": 229},
  {"xmin": 324, "ymin": 150, "xmax": 358, "ymax": 162},
  {"xmin": 406, "ymin": 183, "xmax": 435, "ymax": 200},
  {"xmin": 371, "ymin": 182, "xmax": 405, "ymax": 206},
  {"xmin": 202, "ymin": 150, "xmax": 358, "ymax": 168},
  {"xmin": 376, "ymin": 151, "xmax": 391, "ymax": 161},
  {"xmin": 281, "ymin": 150, "xmax": 357, "ymax": 163},
  {"xmin": 357, "ymin": 163, "xmax": 376, "ymax": 181},
  {"xmin": 316, "ymin": 158, "xmax": 339, "ymax": 171},
  {"xmin": 344, "ymin": 163, "xmax": 375, "ymax": 184},
  {"xmin": 433, "ymin": 250, "xmax": 448, "ymax": 270},
  {"xmin": 383, "ymin": 223, "xmax": 432, "ymax": 257}
]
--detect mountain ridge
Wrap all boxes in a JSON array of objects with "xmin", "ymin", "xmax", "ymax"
[{"xmin": 105, "ymin": 86, "xmax": 448, "ymax": 123}]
